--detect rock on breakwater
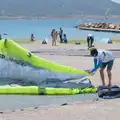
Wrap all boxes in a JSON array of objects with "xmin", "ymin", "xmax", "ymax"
[{"xmin": 75, "ymin": 22, "xmax": 120, "ymax": 33}]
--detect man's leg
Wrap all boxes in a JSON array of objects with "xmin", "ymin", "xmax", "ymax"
[
  {"xmin": 87, "ymin": 39, "xmax": 90, "ymax": 47},
  {"xmin": 60, "ymin": 35, "xmax": 62, "ymax": 43},
  {"xmin": 52, "ymin": 38, "xmax": 55, "ymax": 46},
  {"xmin": 107, "ymin": 69, "xmax": 112, "ymax": 86},
  {"xmin": 90, "ymin": 40, "xmax": 92, "ymax": 47},
  {"xmin": 107, "ymin": 60, "xmax": 114, "ymax": 86},
  {"xmin": 99, "ymin": 68, "xmax": 105, "ymax": 86},
  {"xmin": 91, "ymin": 39, "xmax": 94, "ymax": 47},
  {"xmin": 52, "ymin": 39, "xmax": 54, "ymax": 46},
  {"xmin": 55, "ymin": 39, "xmax": 57, "ymax": 46}
]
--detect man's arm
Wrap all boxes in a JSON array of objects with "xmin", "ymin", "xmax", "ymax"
[{"xmin": 91, "ymin": 58, "xmax": 102, "ymax": 73}]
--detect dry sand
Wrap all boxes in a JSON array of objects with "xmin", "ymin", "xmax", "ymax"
[{"xmin": 0, "ymin": 40, "xmax": 120, "ymax": 120}]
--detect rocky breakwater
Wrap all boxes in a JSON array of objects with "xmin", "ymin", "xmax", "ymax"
[{"xmin": 75, "ymin": 22, "xmax": 120, "ymax": 33}]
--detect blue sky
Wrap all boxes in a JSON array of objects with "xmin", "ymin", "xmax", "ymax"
[{"xmin": 111, "ymin": 0, "xmax": 120, "ymax": 3}]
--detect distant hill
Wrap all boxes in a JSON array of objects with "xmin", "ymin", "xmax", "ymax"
[{"xmin": 0, "ymin": 0, "xmax": 120, "ymax": 17}]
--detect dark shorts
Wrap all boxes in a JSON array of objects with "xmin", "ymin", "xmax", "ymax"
[{"xmin": 100, "ymin": 60, "xmax": 114, "ymax": 70}]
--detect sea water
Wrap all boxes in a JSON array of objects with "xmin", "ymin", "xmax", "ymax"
[{"xmin": 0, "ymin": 19, "xmax": 120, "ymax": 42}]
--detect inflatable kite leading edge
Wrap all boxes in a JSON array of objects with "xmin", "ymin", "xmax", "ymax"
[{"xmin": 0, "ymin": 39, "xmax": 89, "ymax": 82}]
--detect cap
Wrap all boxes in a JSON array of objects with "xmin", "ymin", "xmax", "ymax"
[{"xmin": 88, "ymin": 34, "xmax": 92, "ymax": 37}]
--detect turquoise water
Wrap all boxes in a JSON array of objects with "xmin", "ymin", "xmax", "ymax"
[{"xmin": 0, "ymin": 19, "xmax": 120, "ymax": 42}]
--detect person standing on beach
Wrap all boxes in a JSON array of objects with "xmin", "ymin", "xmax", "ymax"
[
  {"xmin": 63, "ymin": 34, "xmax": 68, "ymax": 43},
  {"xmin": 3, "ymin": 33, "xmax": 8, "ymax": 40},
  {"xmin": 59, "ymin": 28, "xmax": 63, "ymax": 43},
  {"xmin": 55, "ymin": 31, "xmax": 58, "ymax": 45},
  {"xmin": 87, "ymin": 34, "xmax": 94, "ymax": 48},
  {"xmin": 31, "ymin": 33, "xmax": 35, "ymax": 41},
  {"xmin": 88, "ymin": 48, "xmax": 114, "ymax": 86},
  {"xmin": 51, "ymin": 29, "xmax": 56, "ymax": 46}
]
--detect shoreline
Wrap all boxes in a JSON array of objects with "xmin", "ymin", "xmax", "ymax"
[{"xmin": 13, "ymin": 38, "xmax": 120, "ymax": 44}]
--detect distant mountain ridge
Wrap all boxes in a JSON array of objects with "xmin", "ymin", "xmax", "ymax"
[{"xmin": 0, "ymin": 0, "xmax": 120, "ymax": 17}]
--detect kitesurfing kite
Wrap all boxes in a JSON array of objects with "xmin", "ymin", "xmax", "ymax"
[{"xmin": 105, "ymin": 8, "xmax": 111, "ymax": 20}]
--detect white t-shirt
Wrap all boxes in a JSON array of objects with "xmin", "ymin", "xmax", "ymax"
[{"xmin": 95, "ymin": 50, "xmax": 114, "ymax": 63}]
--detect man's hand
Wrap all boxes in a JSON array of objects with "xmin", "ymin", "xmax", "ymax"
[{"xmin": 85, "ymin": 69, "xmax": 95, "ymax": 75}]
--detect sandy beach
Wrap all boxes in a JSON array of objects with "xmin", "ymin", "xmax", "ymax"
[{"xmin": 0, "ymin": 40, "xmax": 120, "ymax": 120}]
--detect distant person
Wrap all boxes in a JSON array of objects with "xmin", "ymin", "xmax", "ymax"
[
  {"xmin": 0, "ymin": 34, "xmax": 2, "ymax": 40},
  {"xmin": 51, "ymin": 29, "xmax": 56, "ymax": 46},
  {"xmin": 63, "ymin": 34, "xmax": 67, "ymax": 43},
  {"xmin": 55, "ymin": 31, "xmax": 58, "ymax": 45},
  {"xmin": 31, "ymin": 34, "xmax": 35, "ymax": 41},
  {"xmin": 107, "ymin": 38, "xmax": 112, "ymax": 44},
  {"xmin": 87, "ymin": 48, "xmax": 115, "ymax": 87},
  {"xmin": 59, "ymin": 28, "xmax": 63, "ymax": 43},
  {"xmin": 3, "ymin": 33, "xmax": 8, "ymax": 40},
  {"xmin": 87, "ymin": 34, "xmax": 94, "ymax": 48}
]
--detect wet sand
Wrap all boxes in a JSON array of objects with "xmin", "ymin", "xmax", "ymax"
[
  {"xmin": 1, "ymin": 99, "xmax": 120, "ymax": 120},
  {"xmin": 0, "ymin": 94, "xmax": 98, "ymax": 112}
]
